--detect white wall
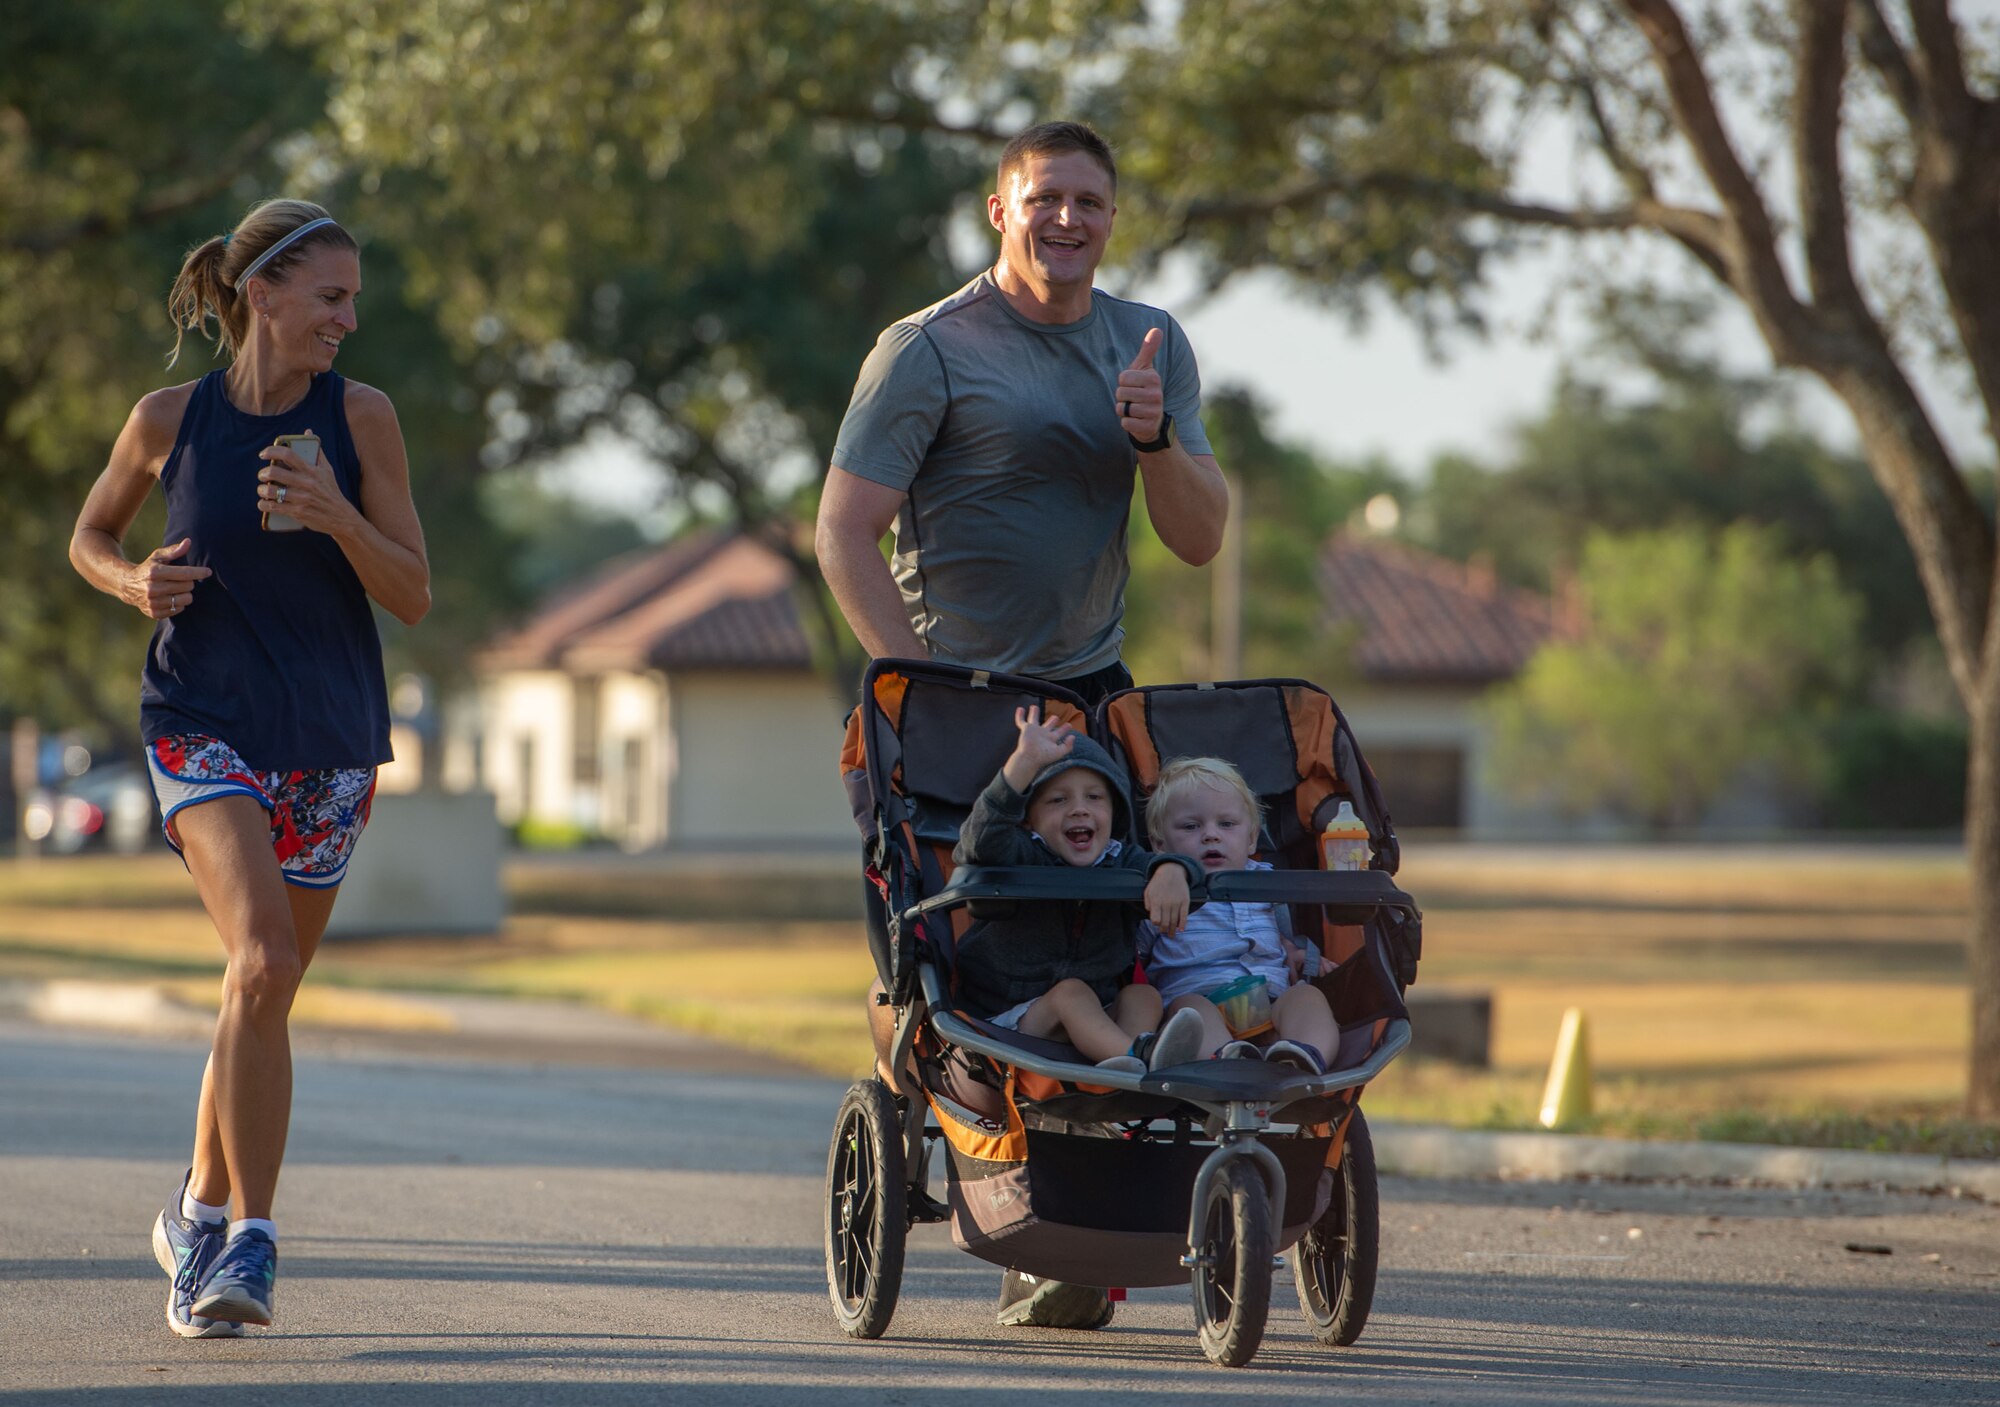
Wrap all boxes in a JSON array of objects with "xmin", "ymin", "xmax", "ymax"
[
  {"xmin": 479, "ymin": 671, "xmax": 573, "ymax": 826},
  {"xmin": 1331, "ymin": 681, "xmax": 1541, "ymax": 837},
  {"xmin": 665, "ymin": 671, "xmax": 855, "ymax": 849}
]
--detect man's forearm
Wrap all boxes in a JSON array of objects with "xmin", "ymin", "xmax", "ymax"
[
  {"xmin": 820, "ymin": 530, "xmax": 926, "ymax": 659},
  {"xmin": 1140, "ymin": 447, "xmax": 1229, "ymax": 565}
]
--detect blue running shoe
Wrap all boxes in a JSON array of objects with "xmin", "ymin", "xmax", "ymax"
[
  {"xmin": 151, "ymin": 1170, "xmax": 242, "ymax": 1339},
  {"xmin": 191, "ymin": 1228, "xmax": 277, "ymax": 1327}
]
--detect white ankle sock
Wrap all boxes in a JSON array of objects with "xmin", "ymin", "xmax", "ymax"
[
  {"xmin": 228, "ymin": 1218, "xmax": 276, "ymax": 1242},
  {"xmin": 183, "ymin": 1191, "xmax": 229, "ymax": 1225}
]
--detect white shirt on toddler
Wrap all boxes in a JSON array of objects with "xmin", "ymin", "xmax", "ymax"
[{"xmin": 1139, "ymin": 858, "xmax": 1293, "ymax": 1005}]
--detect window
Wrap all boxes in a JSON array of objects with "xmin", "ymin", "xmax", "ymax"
[
  {"xmin": 572, "ymin": 677, "xmax": 600, "ymax": 784},
  {"xmin": 515, "ymin": 735, "xmax": 536, "ymax": 820},
  {"xmin": 1365, "ymin": 747, "xmax": 1463, "ymax": 830}
]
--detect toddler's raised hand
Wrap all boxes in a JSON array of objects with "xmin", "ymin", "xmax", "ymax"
[
  {"xmin": 1001, "ymin": 704, "xmax": 1075, "ymax": 791},
  {"xmin": 1144, "ymin": 863, "xmax": 1190, "ymax": 935}
]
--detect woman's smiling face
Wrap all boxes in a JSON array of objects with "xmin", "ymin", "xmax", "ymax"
[{"xmin": 250, "ymin": 245, "xmax": 360, "ymax": 374}]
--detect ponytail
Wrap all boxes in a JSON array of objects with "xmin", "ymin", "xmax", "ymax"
[{"xmin": 165, "ymin": 235, "xmax": 236, "ymax": 368}]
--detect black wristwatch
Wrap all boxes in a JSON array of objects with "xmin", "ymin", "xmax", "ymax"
[{"xmin": 1129, "ymin": 413, "xmax": 1175, "ymax": 454}]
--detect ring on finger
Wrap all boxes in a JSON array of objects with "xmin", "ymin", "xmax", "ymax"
[
  {"xmin": 1119, "ymin": 400, "xmax": 1131, "ymax": 419},
  {"xmin": 276, "ymin": 486, "xmax": 287, "ymax": 504}
]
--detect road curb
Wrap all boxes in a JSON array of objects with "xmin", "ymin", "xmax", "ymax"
[
  {"xmin": 8, "ymin": 976, "xmax": 1995, "ymax": 1195},
  {"xmin": 1373, "ymin": 1122, "xmax": 2000, "ymax": 1199},
  {"xmin": 0, "ymin": 977, "xmax": 213, "ymax": 1037}
]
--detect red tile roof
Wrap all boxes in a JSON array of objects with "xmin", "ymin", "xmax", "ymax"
[
  {"xmin": 480, "ymin": 531, "xmax": 815, "ymax": 674},
  {"xmin": 1319, "ymin": 534, "xmax": 1557, "ymax": 683}
]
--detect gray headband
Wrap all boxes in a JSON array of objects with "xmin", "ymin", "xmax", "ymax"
[{"xmin": 235, "ymin": 217, "xmax": 340, "ymax": 287}]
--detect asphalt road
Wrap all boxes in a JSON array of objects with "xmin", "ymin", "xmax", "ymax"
[{"xmin": 2, "ymin": 1019, "xmax": 1996, "ymax": 1406}]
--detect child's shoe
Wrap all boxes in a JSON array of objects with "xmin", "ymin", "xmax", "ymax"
[
  {"xmin": 1145, "ymin": 1007, "xmax": 1206, "ymax": 1070},
  {"xmin": 1264, "ymin": 1039, "xmax": 1327, "ymax": 1074},
  {"xmin": 1217, "ymin": 1039, "xmax": 1264, "ymax": 1060},
  {"xmin": 1094, "ymin": 1053, "xmax": 1146, "ymax": 1075}
]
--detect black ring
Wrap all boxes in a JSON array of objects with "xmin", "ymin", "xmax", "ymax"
[{"xmin": 1119, "ymin": 401, "xmax": 1131, "ymax": 420}]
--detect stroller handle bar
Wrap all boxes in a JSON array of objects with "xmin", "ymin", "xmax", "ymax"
[{"xmin": 909, "ymin": 865, "xmax": 1420, "ymax": 926}]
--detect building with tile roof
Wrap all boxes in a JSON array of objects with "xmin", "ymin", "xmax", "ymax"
[
  {"xmin": 466, "ymin": 524, "xmax": 1567, "ymax": 847},
  {"xmin": 470, "ymin": 531, "xmax": 855, "ymax": 850},
  {"xmin": 1315, "ymin": 532, "xmax": 1561, "ymax": 832}
]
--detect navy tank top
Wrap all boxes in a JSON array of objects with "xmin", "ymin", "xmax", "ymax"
[{"xmin": 140, "ymin": 370, "xmax": 392, "ymax": 771}]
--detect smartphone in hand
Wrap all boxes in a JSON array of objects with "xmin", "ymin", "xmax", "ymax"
[{"xmin": 262, "ymin": 433, "xmax": 317, "ymax": 533}]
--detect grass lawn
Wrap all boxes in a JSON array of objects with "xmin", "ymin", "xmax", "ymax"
[{"xmin": 0, "ymin": 845, "xmax": 1990, "ymax": 1157}]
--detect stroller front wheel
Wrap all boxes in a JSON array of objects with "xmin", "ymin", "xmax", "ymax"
[
  {"xmin": 824, "ymin": 1078, "xmax": 908, "ymax": 1338},
  {"xmin": 1191, "ymin": 1158, "xmax": 1273, "ymax": 1367},
  {"xmin": 1295, "ymin": 1106, "xmax": 1380, "ymax": 1346}
]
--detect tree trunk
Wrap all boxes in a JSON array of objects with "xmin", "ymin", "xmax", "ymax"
[{"xmin": 1967, "ymin": 653, "xmax": 2000, "ymax": 1117}]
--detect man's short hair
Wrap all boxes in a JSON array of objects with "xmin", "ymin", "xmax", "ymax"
[{"xmin": 997, "ymin": 121, "xmax": 1117, "ymax": 194}]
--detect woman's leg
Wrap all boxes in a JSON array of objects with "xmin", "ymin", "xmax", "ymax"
[
  {"xmin": 172, "ymin": 796, "xmax": 328, "ymax": 1221},
  {"xmin": 1166, "ymin": 993, "xmax": 1233, "ymax": 1058},
  {"xmin": 185, "ymin": 876, "xmax": 339, "ymax": 1212},
  {"xmin": 1271, "ymin": 981, "xmax": 1339, "ymax": 1058}
]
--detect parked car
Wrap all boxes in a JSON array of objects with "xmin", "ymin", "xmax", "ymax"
[{"xmin": 23, "ymin": 763, "xmax": 159, "ymax": 855}]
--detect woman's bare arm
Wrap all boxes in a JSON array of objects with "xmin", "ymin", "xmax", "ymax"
[{"xmin": 70, "ymin": 384, "xmax": 213, "ymax": 620}]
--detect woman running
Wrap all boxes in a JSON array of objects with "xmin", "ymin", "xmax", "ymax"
[{"xmin": 69, "ymin": 198, "xmax": 429, "ymax": 1337}]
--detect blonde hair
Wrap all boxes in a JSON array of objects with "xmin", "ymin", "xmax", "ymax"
[
  {"xmin": 165, "ymin": 199, "xmax": 357, "ymax": 367},
  {"xmin": 1146, "ymin": 756, "xmax": 1262, "ymax": 846}
]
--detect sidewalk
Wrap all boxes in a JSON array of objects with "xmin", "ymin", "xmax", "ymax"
[
  {"xmin": 0, "ymin": 975, "xmax": 802, "ymax": 1075},
  {"xmin": 4, "ymin": 974, "xmax": 1993, "ymax": 1198}
]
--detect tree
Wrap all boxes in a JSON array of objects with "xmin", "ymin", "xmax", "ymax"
[
  {"xmin": 1487, "ymin": 523, "xmax": 1863, "ymax": 828},
  {"xmin": 0, "ymin": 0, "xmax": 511, "ymax": 741},
  {"xmin": 249, "ymin": 0, "xmax": 1036, "ymax": 693},
  {"xmin": 1067, "ymin": 0, "xmax": 2000, "ymax": 1115},
  {"xmin": 254, "ymin": 0, "xmax": 1513, "ymax": 697},
  {"xmin": 1411, "ymin": 293, "xmax": 1938, "ymax": 660},
  {"xmin": 0, "ymin": 0, "xmax": 320, "ymax": 736},
  {"xmin": 1122, "ymin": 386, "xmax": 1395, "ymax": 685}
]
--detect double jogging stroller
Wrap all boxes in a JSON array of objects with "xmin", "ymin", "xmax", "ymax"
[{"xmin": 825, "ymin": 659, "xmax": 1423, "ymax": 1367}]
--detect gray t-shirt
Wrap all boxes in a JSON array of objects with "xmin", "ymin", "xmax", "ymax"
[{"xmin": 831, "ymin": 271, "xmax": 1211, "ymax": 680}]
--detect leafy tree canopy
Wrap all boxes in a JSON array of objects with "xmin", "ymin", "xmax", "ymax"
[
  {"xmin": 0, "ymin": 0, "xmax": 325, "ymax": 735},
  {"xmin": 1486, "ymin": 521, "xmax": 1864, "ymax": 829},
  {"xmin": 1123, "ymin": 386, "xmax": 1397, "ymax": 686},
  {"xmin": 0, "ymin": 0, "xmax": 516, "ymax": 739},
  {"xmin": 1411, "ymin": 292, "xmax": 1937, "ymax": 660}
]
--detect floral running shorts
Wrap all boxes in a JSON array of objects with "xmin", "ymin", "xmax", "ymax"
[{"xmin": 145, "ymin": 734, "xmax": 378, "ymax": 889}]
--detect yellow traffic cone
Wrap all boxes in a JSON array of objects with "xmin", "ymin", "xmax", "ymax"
[{"xmin": 1538, "ymin": 1007, "xmax": 1592, "ymax": 1130}]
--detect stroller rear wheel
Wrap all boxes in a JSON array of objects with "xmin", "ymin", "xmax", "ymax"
[
  {"xmin": 824, "ymin": 1079, "xmax": 908, "ymax": 1338},
  {"xmin": 1191, "ymin": 1158, "xmax": 1273, "ymax": 1367},
  {"xmin": 1295, "ymin": 1106, "xmax": 1380, "ymax": 1346}
]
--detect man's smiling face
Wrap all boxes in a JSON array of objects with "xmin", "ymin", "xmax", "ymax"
[{"xmin": 989, "ymin": 150, "xmax": 1116, "ymax": 298}]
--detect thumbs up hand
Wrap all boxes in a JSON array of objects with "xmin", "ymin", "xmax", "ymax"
[{"xmin": 1116, "ymin": 326, "xmax": 1165, "ymax": 443}]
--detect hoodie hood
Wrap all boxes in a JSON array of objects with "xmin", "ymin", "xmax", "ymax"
[{"xmin": 1026, "ymin": 733, "xmax": 1134, "ymax": 838}]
